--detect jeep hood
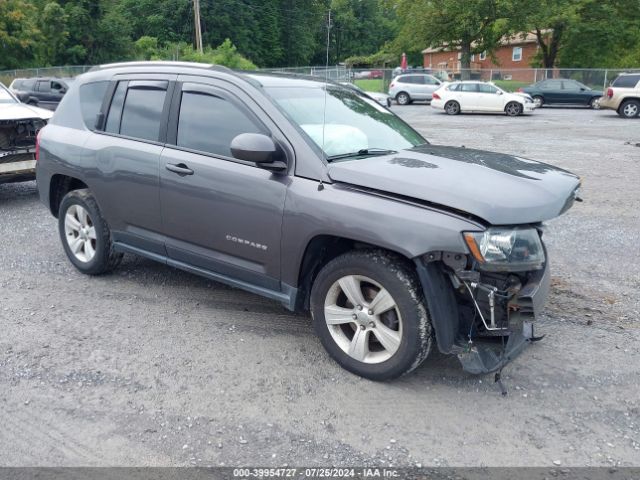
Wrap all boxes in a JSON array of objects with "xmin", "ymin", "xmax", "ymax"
[
  {"xmin": 0, "ymin": 103, "xmax": 53, "ymax": 121},
  {"xmin": 327, "ymin": 144, "xmax": 580, "ymax": 225}
]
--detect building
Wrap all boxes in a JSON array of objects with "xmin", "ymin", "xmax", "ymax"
[{"xmin": 422, "ymin": 32, "xmax": 543, "ymax": 81}]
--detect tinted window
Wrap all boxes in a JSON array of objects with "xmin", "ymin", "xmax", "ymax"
[
  {"xmin": 79, "ymin": 81, "xmax": 109, "ymax": 129},
  {"xmin": 51, "ymin": 81, "xmax": 64, "ymax": 91},
  {"xmin": 460, "ymin": 83, "xmax": 478, "ymax": 92},
  {"xmin": 612, "ymin": 75, "xmax": 640, "ymax": 88},
  {"xmin": 478, "ymin": 83, "xmax": 498, "ymax": 93},
  {"xmin": 177, "ymin": 91, "xmax": 263, "ymax": 157},
  {"xmin": 119, "ymin": 82, "xmax": 167, "ymax": 141},
  {"xmin": 410, "ymin": 76, "xmax": 425, "ymax": 84},
  {"xmin": 424, "ymin": 76, "xmax": 440, "ymax": 85},
  {"xmin": 36, "ymin": 80, "xmax": 51, "ymax": 92},
  {"xmin": 541, "ymin": 80, "xmax": 562, "ymax": 90},
  {"xmin": 562, "ymin": 80, "xmax": 582, "ymax": 90},
  {"xmin": 397, "ymin": 76, "xmax": 410, "ymax": 84},
  {"xmin": 105, "ymin": 82, "xmax": 127, "ymax": 134}
]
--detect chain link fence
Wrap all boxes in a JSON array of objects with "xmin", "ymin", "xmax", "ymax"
[
  {"xmin": 2, "ymin": 64, "xmax": 638, "ymax": 95},
  {"xmin": 0, "ymin": 66, "xmax": 93, "ymax": 89}
]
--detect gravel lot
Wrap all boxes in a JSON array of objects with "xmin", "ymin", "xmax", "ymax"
[{"xmin": 0, "ymin": 105, "xmax": 638, "ymax": 468}]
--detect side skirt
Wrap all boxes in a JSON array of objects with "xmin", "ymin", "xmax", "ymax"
[{"xmin": 113, "ymin": 242, "xmax": 298, "ymax": 311}]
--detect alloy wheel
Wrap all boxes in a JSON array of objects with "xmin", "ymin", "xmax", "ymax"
[
  {"xmin": 506, "ymin": 102, "xmax": 522, "ymax": 116},
  {"xmin": 445, "ymin": 101, "xmax": 459, "ymax": 115},
  {"xmin": 533, "ymin": 96, "xmax": 543, "ymax": 108},
  {"xmin": 64, "ymin": 204, "xmax": 97, "ymax": 263},
  {"xmin": 623, "ymin": 103, "xmax": 638, "ymax": 118},
  {"xmin": 323, "ymin": 275, "xmax": 402, "ymax": 364}
]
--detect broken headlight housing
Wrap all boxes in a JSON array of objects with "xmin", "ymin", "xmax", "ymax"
[{"xmin": 463, "ymin": 227, "xmax": 545, "ymax": 271}]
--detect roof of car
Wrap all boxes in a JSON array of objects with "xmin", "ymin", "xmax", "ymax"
[{"xmin": 80, "ymin": 61, "xmax": 347, "ymax": 90}]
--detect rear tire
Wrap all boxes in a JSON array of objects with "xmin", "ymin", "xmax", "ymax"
[
  {"xmin": 310, "ymin": 250, "xmax": 433, "ymax": 381},
  {"xmin": 444, "ymin": 101, "xmax": 460, "ymax": 115},
  {"xmin": 396, "ymin": 92, "xmax": 410, "ymax": 106},
  {"xmin": 589, "ymin": 97, "xmax": 600, "ymax": 109},
  {"xmin": 618, "ymin": 99, "xmax": 640, "ymax": 118},
  {"xmin": 58, "ymin": 189, "xmax": 123, "ymax": 275},
  {"xmin": 505, "ymin": 101, "xmax": 523, "ymax": 116}
]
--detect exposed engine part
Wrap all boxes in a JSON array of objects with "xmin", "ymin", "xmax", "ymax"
[
  {"xmin": 462, "ymin": 280, "xmax": 510, "ymax": 331},
  {"xmin": 0, "ymin": 119, "xmax": 44, "ymax": 162}
]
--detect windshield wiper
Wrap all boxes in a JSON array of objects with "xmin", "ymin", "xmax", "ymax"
[{"xmin": 328, "ymin": 148, "xmax": 397, "ymax": 161}]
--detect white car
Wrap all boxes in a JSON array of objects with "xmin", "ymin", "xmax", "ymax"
[
  {"xmin": 0, "ymin": 83, "xmax": 52, "ymax": 184},
  {"xmin": 431, "ymin": 81, "xmax": 535, "ymax": 116}
]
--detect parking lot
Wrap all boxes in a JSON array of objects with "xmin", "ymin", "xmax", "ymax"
[{"xmin": 0, "ymin": 105, "xmax": 638, "ymax": 467}]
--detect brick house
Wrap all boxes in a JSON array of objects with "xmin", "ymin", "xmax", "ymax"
[{"xmin": 422, "ymin": 32, "xmax": 542, "ymax": 81}]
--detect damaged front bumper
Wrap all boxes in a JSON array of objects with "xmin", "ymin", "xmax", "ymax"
[{"xmin": 415, "ymin": 256, "xmax": 551, "ymax": 375}]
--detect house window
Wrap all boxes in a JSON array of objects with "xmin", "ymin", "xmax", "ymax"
[
  {"xmin": 479, "ymin": 51, "xmax": 487, "ymax": 61},
  {"xmin": 457, "ymin": 52, "xmax": 462, "ymax": 60},
  {"xmin": 512, "ymin": 46, "xmax": 523, "ymax": 62},
  {"xmin": 471, "ymin": 54, "xmax": 475, "ymax": 62}
]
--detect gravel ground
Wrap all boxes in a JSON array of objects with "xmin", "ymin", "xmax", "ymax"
[{"xmin": 0, "ymin": 105, "xmax": 638, "ymax": 468}]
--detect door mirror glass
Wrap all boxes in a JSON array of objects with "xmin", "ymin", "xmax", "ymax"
[{"xmin": 231, "ymin": 133, "xmax": 286, "ymax": 170}]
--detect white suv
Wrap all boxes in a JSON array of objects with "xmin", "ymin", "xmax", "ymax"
[
  {"xmin": 388, "ymin": 74, "xmax": 442, "ymax": 105},
  {"xmin": 599, "ymin": 73, "xmax": 640, "ymax": 118}
]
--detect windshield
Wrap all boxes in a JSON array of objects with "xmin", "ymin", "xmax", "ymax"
[
  {"xmin": 0, "ymin": 85, "xmax": 18, "ymax": 104},
  {"xmin": 265, "ymin": 85, "xmax": 426, "ymax": 159}
]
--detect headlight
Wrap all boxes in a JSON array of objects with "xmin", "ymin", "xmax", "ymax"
[{"xmin": 463, "ymin": 227, "xmax": 545, "ymax": 271}]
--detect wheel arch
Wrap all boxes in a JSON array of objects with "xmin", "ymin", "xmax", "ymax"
[
  {"xmin": 49, "ymin": 174, "xmax": 88, "ymax": 217},
  {"xmin": 294, "ymin": 234, "xmax": 415, "ymax": 312},
  {"xmin": 617, "ymin": 96, "xmax": 640, "ymax": 112}
]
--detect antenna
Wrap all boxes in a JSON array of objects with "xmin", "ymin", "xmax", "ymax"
[{"xmin": 321, "ymin": 9, "xmax": 332, "ymax": 157}]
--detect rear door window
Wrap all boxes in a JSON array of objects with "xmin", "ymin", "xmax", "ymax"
[
  {"xmin": 460, "ymin": 83, "xmax": 478, "ymax": 92},
  {"xmin": 612, "ymin": 75, "xmax": 640, "ymax": 88},
  {"xmin": 541, "ymin": 80, "xmax": 562, "ymax": 90},
  {"xmin": 117, "ymin": 81, "xmax": 168, "ymax": 142},
  {"xmin": 478, "ymin": 83, "xmax": 498, "ymax": 93},
  {"xmin": 176, "ymin": 89, "xmax": 264, "ymax": 158}
]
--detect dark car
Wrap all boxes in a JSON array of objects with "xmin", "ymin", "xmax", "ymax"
[
  {"xmin": 36, "ymin": 61, "xmax": 580, "ymax": 380},
  {"xmin": 9, "ymin": 77, "xmax": 73, "ymax": 110},
  {"xmin": 519, "ymin": 79, "xmax": 602, "ymax": 108}
]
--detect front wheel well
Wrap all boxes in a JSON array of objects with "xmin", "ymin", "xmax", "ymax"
[
  {"xmin": 49, "ymin": 174, "xmax": 88, "ymax": 217},
  {"xmin": 295, "ymin": 235, "xmax": 412, "ymax": 312}
]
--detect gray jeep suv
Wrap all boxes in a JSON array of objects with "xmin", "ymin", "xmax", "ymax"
[{"xmin": 36, "ymin": 61, "xmax": 581, "ymax": 380}]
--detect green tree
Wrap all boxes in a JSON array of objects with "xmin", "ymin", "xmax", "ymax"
[
  {"xmin": 392, "ymin": 0, "xmax": 513, "ymax": 79},
  {"xmin": 0, "ymin": 0, "xmax": 40, "ymax": 69},
  {"xmin": 36, "ymin": 2, "xmax": 69, "ymax": 66}
]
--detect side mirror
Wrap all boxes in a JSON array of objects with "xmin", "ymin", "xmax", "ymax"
[
  {"xmin": 230, "ymin": 133, "xmax": 287, "ymax": 172},
  {"xmin": 497, "ymin": 91, "xmax": 503, "ymax": 95},
  {"xmin": 580, "ymin": 87, "xmax": 586, "ymax": 91}
]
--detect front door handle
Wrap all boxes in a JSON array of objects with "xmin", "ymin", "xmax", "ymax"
[{"xmin": 165, "ymin": 163, "xmax": 194, "ymax": 176}]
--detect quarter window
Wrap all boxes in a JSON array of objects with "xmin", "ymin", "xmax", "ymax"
[
  {"xmin": 176, "ymin": 91, "xmax": 263, "ymax": 158},
  {"xmin": 512, "ymin": 47, "xmax": 523, "ymax": 62},
  {"xmin": 612, "ymin": 75, "xmax": 640, "ymax": 88},
  {"xmin": 79, "ymin": 81, "xmax": 109, "ymax": 130}
]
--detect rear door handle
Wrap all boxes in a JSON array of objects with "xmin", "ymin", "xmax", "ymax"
[{"xmin": 165, "ymin": 163, "xmax": 194, "ymax": 176}]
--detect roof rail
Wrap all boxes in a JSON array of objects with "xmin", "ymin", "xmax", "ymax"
[{"xmin": 89, "ymin": 61, "xmax": 234, "ymax": 74}]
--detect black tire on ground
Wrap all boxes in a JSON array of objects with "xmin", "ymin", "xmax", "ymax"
[
  {"xmin": 533, "ymin": 96, "xmax": 544, "ymax": 108},
  {"xmin": 396, "ymin": 92, "xmax": 410, "ymax": 105},
  {"xmin": 444, "ymin": 100, "xmax": 460, "ymax": 115},
  {"xmin": 310, "ymin": 250, "xmax": 433, "ymax": 381},
  {"xmin": 505, "ymin": 101, "xmax": 523, "ymax": 116},
  {"xmin": 27, "ymin": 99, "xmax": 38, "ymax": 106},
  {"xmin": 618, "ymin": 99, "xmax": 640, "ymax": 118},
  {"xmin": 58, "ymin": 188, "xmax": 123, "ymax": 275},
  {"xmin": 386, "ymin": 98, "xmax": 392, "ymax": 108}
]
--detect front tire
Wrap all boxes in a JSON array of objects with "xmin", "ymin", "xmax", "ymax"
[
  {"xmin": 396, "ymin": 92, "xmax": 410, "ymax": 106},
  {"xmin": 532, "ymin": 96, "xmax": 543, "ymax": 108},
  {"xmin": 310, "ymin": 250, "xmax": 432, "ymax": 381},
  {"xmin": 58, "ymin": 189, "xmax": 123, "ymax": 275},
  {"xmin": 505, "ymin": 101, "xmax": 523, "ymax": 116},
  {"xmin": 619, "ymin": 99, "xmax": 640, "ymax": 118}
]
